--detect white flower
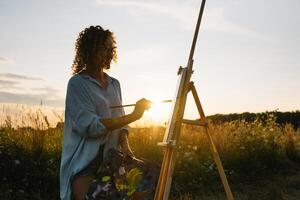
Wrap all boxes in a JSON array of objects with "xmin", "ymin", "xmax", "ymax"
[
  {"xmin": 209, "ymin": 164, "xmax": 214, "ymax": 171},
  {"xmin": 118, "ymin": 166, "xmax": 126, "ymax": 175},
  {"xmin": 15, "ymin": 160, "xmax": 20, "ymax": 165}
]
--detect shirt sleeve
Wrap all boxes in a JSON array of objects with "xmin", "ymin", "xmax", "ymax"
[
  {"xmin": 66, "ymin": 77, "xmax": 107, "ymax": 139},
  {"xmin": 113, "ymin": 79, "xmax": 129, "ymax": 133}
]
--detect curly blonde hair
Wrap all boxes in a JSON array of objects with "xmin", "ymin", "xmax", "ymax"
[{"xmin": 72, "ymin": 26, "xmax": 117, "ymax": 74}]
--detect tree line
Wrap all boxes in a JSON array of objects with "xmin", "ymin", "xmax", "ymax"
[{"xmin": 207, "ymin": 110, "xmax": 300, "ymax": 129}]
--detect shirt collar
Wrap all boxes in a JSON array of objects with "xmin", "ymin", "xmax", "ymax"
[{"xmin": 79, "ymin": 72, "xmax": 112, "ymax": 88}]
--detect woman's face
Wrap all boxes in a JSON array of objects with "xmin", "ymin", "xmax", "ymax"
[{"xmin": 101, "ymin": 36, "xmax": 116, "ymax": 69}]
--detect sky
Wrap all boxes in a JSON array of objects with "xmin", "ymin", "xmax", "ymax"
[{"xmin": 0, "ymin": 0, "xmax": 299, "ymax": 123}]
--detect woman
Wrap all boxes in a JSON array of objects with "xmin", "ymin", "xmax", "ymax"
[{"xmin": 60, "ymin": 26, "xmax": 151, "ymax": 200}]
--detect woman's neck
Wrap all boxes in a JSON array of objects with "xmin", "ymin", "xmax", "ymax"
[{"xmin": 86, "ymin": 67, "xmax": 108, "ymax": 88}]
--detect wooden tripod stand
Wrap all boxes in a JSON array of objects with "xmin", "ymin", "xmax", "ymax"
[
  {"xmin": 154, "ymin": 75, "xmax": 234, "ymax": 200},
  {"xmin": 154, "ymin": 0, "xmax": 234, "ymax": 199}
]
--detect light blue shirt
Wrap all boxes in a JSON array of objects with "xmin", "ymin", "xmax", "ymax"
[{"xmin": 60, "ymin": 73, "xmax": 128, "ymax": 200}]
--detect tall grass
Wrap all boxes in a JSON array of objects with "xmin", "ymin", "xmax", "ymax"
[{"xmin": 0, "ymin": 110, "xmax": 300, "ymax": 199}]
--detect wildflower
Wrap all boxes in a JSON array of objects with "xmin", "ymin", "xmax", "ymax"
[
  {"xmin": 118, "ymin": 167, "xmax": 126, "ymax": 176},
  {"xmin": 115, "ymin": 179, "xmax": 125, "ymax": 191},
  {"xmin": 14, "ymin": 160, "xmax": 20, "ymax": 165},
  {"xmin": 209, "ymin": 163, "xmax": 214, "ymax": 171},
  {"xmin": 102, "ymin": 182, "xmax": 111, "ymax": 192},
  {"xmin": 102, "ymin": 176, "xmax": 111, "ymax": 182}
]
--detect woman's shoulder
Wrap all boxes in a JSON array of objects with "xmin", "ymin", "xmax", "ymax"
[
  {"xmin": 68, "ymin": 73, "xmax": 86, "ymax": 84},
  {"xmin": 109, "ymin": 75, "xmax": 119, "ymax": 84},
  {"xmin": 67, "ymin": 73, "xmax": 121, "ymax": 88},
  {"xmin": 108, "ymin": 75, "xmax": 121, "ymax": 89},
  {"xmin": 66, "ymin": 74, "xmax": 87, "ymax": 90}
]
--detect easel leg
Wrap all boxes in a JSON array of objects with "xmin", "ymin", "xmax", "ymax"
[
  {"xmin": 154, "ymin": 148, "xmax": 171, "ymax": 199},
  {"xmin": 190, "ymin": 82, "xmax": 234, "ymax": 200}
]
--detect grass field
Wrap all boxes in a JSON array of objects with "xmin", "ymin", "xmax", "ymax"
[{"xmin": 0, "ymin": 110, "xmax": 300, "ymax": 199}]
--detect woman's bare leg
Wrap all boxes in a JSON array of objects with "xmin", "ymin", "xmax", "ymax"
[{"xmin": 72, "ymin": 176, "xmax": 94, "ymax": 200}]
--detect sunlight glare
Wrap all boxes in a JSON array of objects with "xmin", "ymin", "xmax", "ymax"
[{"xmin": 144, "ymin": 97, "xmax": 172, "ymax": 125}]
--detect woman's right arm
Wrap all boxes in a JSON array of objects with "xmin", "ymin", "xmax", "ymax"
[
  {"xmin": 100, "ymin": 98, "xmax": 151, "ymax": 131},
  {"xmin": 66, "ymin": 77, "xmax": 150, "ymax": 138}
]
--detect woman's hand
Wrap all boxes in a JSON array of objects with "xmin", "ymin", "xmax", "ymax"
[
  {"xmin": 100, "ymin": 98, "xmax": 151, "ymax": 131},
  {"xmin": 132, "ymin": 98, "xmax": 152, "ymax": 120}
]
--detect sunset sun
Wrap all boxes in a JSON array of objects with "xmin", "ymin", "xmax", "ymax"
[{"xmin": 143, "ymin": 97, "xmax": 172, "ymax": 125}]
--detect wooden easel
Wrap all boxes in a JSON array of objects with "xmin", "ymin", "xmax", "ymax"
[{"xmin": 154, "ymin": 0, "xmax": 234, "ymax": 199}]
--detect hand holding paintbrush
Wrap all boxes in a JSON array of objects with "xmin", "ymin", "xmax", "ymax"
[{"xmin": 110, "ymin": 99, "xmax": 172, "ymax": 109}]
